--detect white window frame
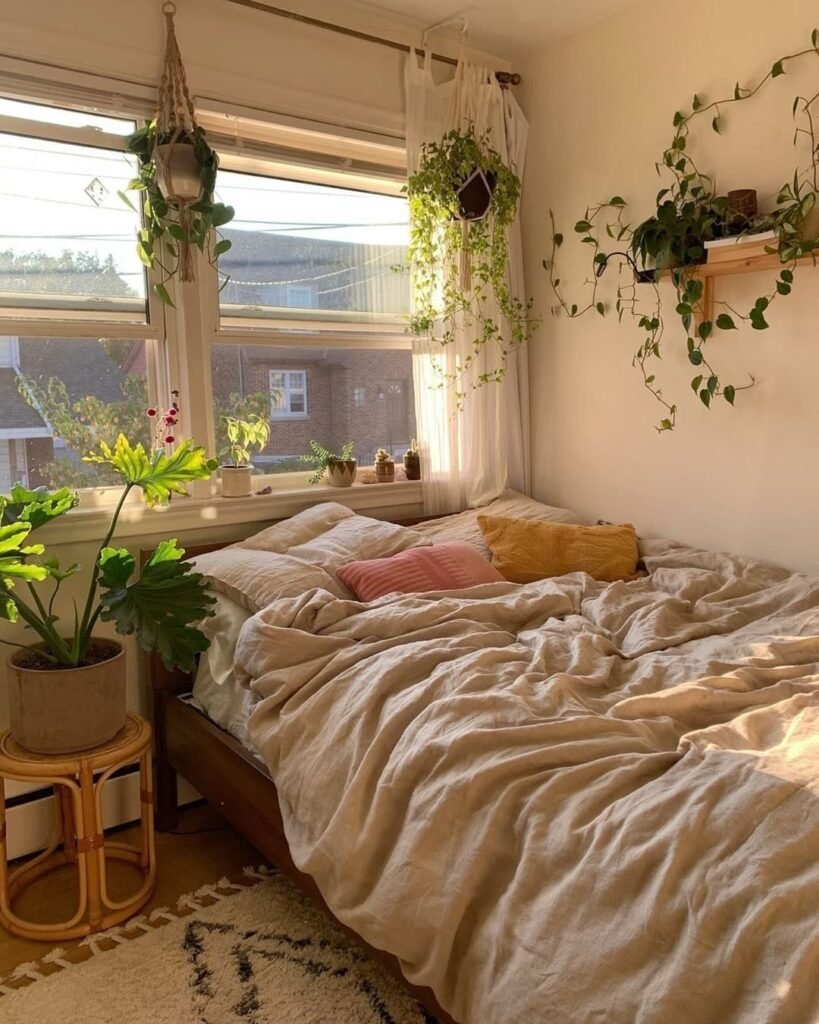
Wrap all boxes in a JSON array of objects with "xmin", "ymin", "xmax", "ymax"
[
  {"xmin": 269, "ymin": 369, "xmax": 308, "ymax": 419},
  {"xmin": 0, "ymin": 92, "xmax": 173, "ymax": 506},
  {"xmin": 192, "ymin": 142, "xmax": 413, "ymax": 494},
  {"xmin": 0, "ymin": 72, "xmax": 423, "ymax": 521}
]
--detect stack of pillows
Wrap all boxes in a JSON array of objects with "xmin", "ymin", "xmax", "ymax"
[{"xmin": 337, "ymin": 516, "xmax": 640, "ymax": 603}]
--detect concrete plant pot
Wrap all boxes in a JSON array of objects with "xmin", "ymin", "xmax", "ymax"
[
  {"xmin": 325, "ymin": 459, "xmax": 357, "ymax": 487},
  {"xmin": 220, "ymin": 465, "xmax": 253, "ymax": 498},
  {"xmin": 7, "ymin": 639, "xmax": 126, "ymax": 755}
]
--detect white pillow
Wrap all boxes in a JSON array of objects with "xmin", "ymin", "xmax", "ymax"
[{"xmin": 192, "ymin": 502, "xmax": 430, "ymax": 611}]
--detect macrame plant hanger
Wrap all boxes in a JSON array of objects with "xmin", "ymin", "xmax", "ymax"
[
  {"xmin": 452, "ymin": 25, "xmax": 473, "ymax": 293},
  {"xmin": 153, "ymin": 1, "xmax": 203, "ymax": 282}
]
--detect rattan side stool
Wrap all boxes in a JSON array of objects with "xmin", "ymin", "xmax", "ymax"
[{"xmin": 0, "ymin": 711, "xmax": 156, "ymax": 941}]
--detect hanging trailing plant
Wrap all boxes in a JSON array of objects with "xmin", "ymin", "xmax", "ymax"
[
  {"xmin": 545, "ymin": 29, "xmax": 819, "ymax": 431},
  {"xmin": 120, "ymin": 2, "xmax": 234, "ymax": 305},
  {"xmin": 406, "ymin": 127, "xmax": 539, "ymax": 404}
]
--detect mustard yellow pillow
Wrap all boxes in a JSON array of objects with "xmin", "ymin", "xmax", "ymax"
[{"xmin": 477, "ymin": 515, "xmax": 639, "ymax": 584}]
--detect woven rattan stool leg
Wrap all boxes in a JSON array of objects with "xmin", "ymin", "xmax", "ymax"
[
  {"xmin": 78, "ymin": 759, "xmax": 104, "ymax": 930},
  {"xmin": 0, "ymin": 777, "xmax": 8, "ymax": 928},
  {"xmin": 56, "ymin": 783, "xmax": 78, "ymax": 862},
  {"xmin": 140, "ymin": 747, "xmax": 156, "ymax": 873}
]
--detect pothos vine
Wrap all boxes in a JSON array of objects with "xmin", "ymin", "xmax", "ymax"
[
  {"xmin": 545, "ymin": 29, "xmax": 819, "ymax": 431},
  {"xmin": 406, "ymin": 128, "xmax": 539, "ymax": 406}
]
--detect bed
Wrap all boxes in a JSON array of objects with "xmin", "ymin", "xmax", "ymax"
[{"xmin": 147, "ymin": 493, "xmax": 819, "ymax": 1024}]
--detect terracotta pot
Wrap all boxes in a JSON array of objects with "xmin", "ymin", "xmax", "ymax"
[
  {"xmin": 325, "ymin": 459, "xmax": 357, "ymax": 487},
  {"xmin": 220, "ymin": 465, "xmax": 253, "ymax": 498},
  {"xmin": 7, "ymin": 639, "xmax": 126, "ymax": 754}
]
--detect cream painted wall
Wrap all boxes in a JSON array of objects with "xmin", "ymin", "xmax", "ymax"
[{"xmin": 519, "ymin": 0, "xmax": 819, "ymax": 574}]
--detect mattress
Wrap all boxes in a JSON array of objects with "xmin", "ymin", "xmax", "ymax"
[{"xmin": 191, "ymin": 491, "xmax": 583, "ymax": 749}]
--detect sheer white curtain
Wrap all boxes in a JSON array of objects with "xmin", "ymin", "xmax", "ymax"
[{"xmin": 405, "ymin": 53, "xmax": 531, "ymax": 515}]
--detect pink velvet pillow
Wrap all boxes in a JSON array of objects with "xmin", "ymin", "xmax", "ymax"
[{"xmin": 337, "ymin": 541, "xmax": 504, "ymax": 602}]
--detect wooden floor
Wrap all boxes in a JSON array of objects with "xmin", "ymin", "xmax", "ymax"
[{"xmin": 0, "ymin": 804, "xmax": 261, "ymax": 978}]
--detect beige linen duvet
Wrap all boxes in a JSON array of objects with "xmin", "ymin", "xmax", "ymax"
[{"xmin": 233, "ymin": 537, "xmax": 819, "ymax": 1024}]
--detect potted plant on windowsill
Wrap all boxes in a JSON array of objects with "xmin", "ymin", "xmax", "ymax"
[
  {"xmin": 0, "ymin": 400, "xmax": 217, "ymax": 755},
  {"xmin": 220, "ymin": 414, "xmax": 271, "ymax": 498},
  {"xmin": 301, "ymin": 440, "xmax": 357, "ymax": 487}
]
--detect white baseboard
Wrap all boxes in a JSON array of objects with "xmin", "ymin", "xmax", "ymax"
[{"xmin": 6, "ymin": 770, "xmax": 199, "ymax": 860}]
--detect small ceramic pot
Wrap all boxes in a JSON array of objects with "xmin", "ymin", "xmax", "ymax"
[
  {"xmin": 8, "ymin": 640, "xmax": 126, "ymax": 754},
  {"xmin": 153, "ymin": 141, "xmax": 203, "ymax": 204},
  {"xmin": 375, "ymin": 458, "xmax": 395, "ymax": 483},
  {"xmin": 403, "ymin": 452, "xmax": 421, "ymax": 481},
  {"xmin": 220, "ymin": 465, "xmax": 253, "ymax": 498},
  {"xmin": 326, "ymin": 459, "xmax": 357, "ymax": 487}
]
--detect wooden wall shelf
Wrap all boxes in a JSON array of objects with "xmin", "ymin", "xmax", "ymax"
[{"xmin": 689, "ymin": 251, "xmax": 819, "ymax": 322}]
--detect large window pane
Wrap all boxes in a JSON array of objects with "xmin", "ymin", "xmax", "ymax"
[
  {"xmin": 211, "ymin": 344, "xmax": 416, "ymax": 473},
  {"xmin": 216, "ymin": 171, "xmax": 410, "ymax": 323},
  {"xmin": 0, "ymin": 105, "xmax": 145, "ymax": 312},
  {"xmin": 0, "ymin": 335, "xmax": 150, "ymax": 490}
]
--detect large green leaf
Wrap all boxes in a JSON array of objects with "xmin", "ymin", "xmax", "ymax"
[
  {"xmin": 0, "ymin": 521, "xmax": 48, "ymax": 622},
  {"xmin": 0, "ymin": 485, "xmax": 78, "ymax": 531},
  {"xmin": 83, "ymin": 435, "xmax": 217, "ymax": 507},
  {"xmin": 97, "ymin": 540, "xmax": 214, "ymax": 671}
]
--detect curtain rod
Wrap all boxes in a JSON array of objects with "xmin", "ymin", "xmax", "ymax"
[{"xmin": 221, "ymin": 0, "xmax": 521, "ymax": 86}]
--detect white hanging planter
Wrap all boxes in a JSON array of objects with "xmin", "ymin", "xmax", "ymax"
[{"xmin": 153, "ymin": 139, "xmax": 203, "ymax": 205}]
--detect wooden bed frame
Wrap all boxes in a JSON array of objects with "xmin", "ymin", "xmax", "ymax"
[{"xmin": 146, "ymin": 538, "xmax": 459, "ymax": 1024}]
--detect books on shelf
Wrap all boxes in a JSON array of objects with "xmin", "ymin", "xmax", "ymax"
[{"xmin": 705, "ymin": 231, "xmax": 777, "ymax": 264}]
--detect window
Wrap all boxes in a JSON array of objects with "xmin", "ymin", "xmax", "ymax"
[
  {"xmin": 0, "ymin": 98, "xmax": 146, "ymax": 314},
  {"xmin": 215, "ymin": 169, "xmax": 410, "ymax": 324},
  {"xmin": 0, "ymin": 336, "xmax": 150, "ymax": 491},
  {"xmin": 0, "ymin": 82, "xmax": 419, "ymax": 504},
  {"xmin": 207, "ymin": 154, "xmax": 416, "ymax": 484},
  {"xmin": 270, "ymin": 369, "xmax": 307, "ymax": 419},
  {"xmin": 0, "ymin": 97, "xmax": 158, "ymax": 496}
]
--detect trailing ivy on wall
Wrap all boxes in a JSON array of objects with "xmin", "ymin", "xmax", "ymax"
[{"xmin": 545, "ymin": 29, "xmax": 819, "ymax": 431}]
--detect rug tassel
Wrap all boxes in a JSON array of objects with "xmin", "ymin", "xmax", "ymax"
[
  {"xmin": 149, "ymin": 907, "xmax": 177, "ymax": 925},
  {"xmin": 243, "ymin": 865, "xmax": 273, "ymax": 880},
  {"xmin": 42, "ymin": 948, "xmax": 73, "ymax": 970},
  {"xmin": 11, "ymin": 961, "xmax": 46, "ymax": 983}
]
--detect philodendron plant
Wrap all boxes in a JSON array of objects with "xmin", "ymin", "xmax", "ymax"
[{"xmin": 0, "ymin": 401, "xmax": 218, "ymax": 672}]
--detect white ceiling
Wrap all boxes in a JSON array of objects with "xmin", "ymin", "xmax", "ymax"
[{"xmin": 354, "ymin": 0, "xmax": 640, "ymax": 58}]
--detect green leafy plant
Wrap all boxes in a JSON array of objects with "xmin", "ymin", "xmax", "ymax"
[
  {"xmin": 546, "ymin": 29, "xmax": 819, "ymax": 431},
  {"xmin": 406, "ymin": 128, "xmax": 539, "ymax": 404},
  {"xmin": 121, "ymin": 122, "xmax": 234, "ymax": 305},
  {"xmin": 221, "ymin": 414, "xmax": 271, "ymax": 467},
  {"xmin": 300, "ymin": 440, "xmax": 355, "ymax": 485},
  {"xmin": 0, "ymin": 400, "xmax": 217, "ymax": 671}
]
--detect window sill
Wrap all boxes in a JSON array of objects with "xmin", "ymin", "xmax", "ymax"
[{"xmin": 39, "ymin": 480, "xmax": 425, "ymax": 546}]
